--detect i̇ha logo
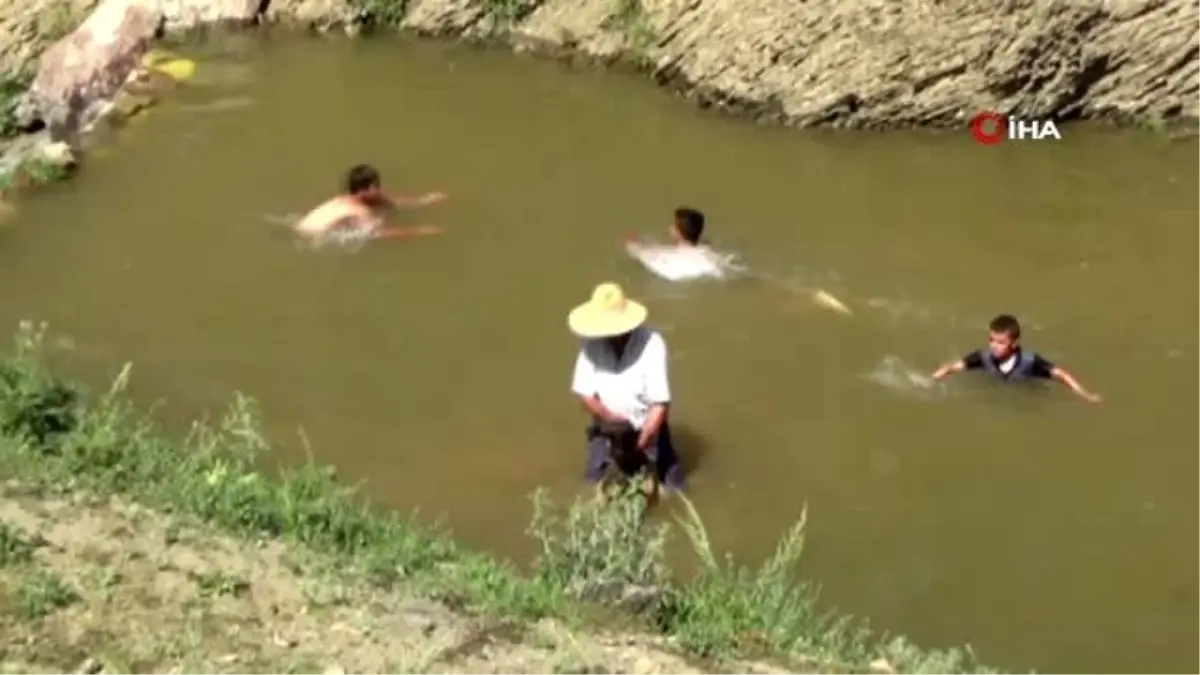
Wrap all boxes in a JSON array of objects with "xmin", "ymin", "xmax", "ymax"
[{"xmin": 970, "ymin": 111, "xmax": 1062, "ymax": 145}]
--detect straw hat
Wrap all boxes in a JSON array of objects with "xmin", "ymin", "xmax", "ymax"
[{"xmin": 568, "ymin": 282, "xmax": 648, "ymax": 338}]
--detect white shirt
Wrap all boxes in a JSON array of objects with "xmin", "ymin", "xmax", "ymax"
[
  {"xmin": 625, "ymin": 242, "xmax": 734, "ymax": 282},
  {"xmin": 570, "ymin": 328, "xmax": 670, "ymax": 430}
]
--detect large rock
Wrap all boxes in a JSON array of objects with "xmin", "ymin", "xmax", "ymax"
[
  {"xmin": 405, "ymin": 0, "xmax": 1198, "ymax": 128},
  {"xmin": 263, "ymin": 0, "xmax": 354, "ymax": 31},
  {"xmin": 0, "ymin": 0, "xmax": 100, "ymax": 78},
  {"xmin": 160, "ymin": 0, "xmax": 262, "ymax": 31},
  {"xmin": 28, "ymin": 0, "xmax": 163, "ymax": 144}
]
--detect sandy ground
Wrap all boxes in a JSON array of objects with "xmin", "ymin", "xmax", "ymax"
[{"xmin": 0, "ymin": 487, "xmax": 799, "ymax": 675}]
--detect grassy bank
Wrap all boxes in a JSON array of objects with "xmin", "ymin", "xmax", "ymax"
[{"xmin": 0, "ymin": 322, "xmax": 994, "ymax": 673}]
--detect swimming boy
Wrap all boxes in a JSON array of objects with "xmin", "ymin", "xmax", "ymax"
[
  {"xmin": 931, "ymin": 314, "xmax": 1101, "ymax": 402},
  {"xmin": 669, "ymin": 207, "xmax": 707, "ymax": 248},
  {"xmin": 293, "ymin": 164, "xmax": 446, "ymax": 239},
  {"xmin": 626, "ymin": 207, "xmax": 737, "ymax": 282}
]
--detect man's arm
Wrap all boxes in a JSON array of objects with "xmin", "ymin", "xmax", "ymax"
[
  {"xmin": 637, "ymin": 335, "xmax": 671, "ymax": 451},
  {"xmin": 932, "ymin": 350, "xmax": 983, "ymax": 380},
  {"xmin": 571, "ymin": 350, "xmax": 625, "ymax": 423},
  {"xmin": 387, "ymin": 191, "xmax": 447, "ymax": 208},
  {"xmin": 1033, "ymin": 356, "xmax": 1101, "ymax": 403},
  {"xmin": 373, "ymin": 224, "xmax": 443, "ymax": 239}
]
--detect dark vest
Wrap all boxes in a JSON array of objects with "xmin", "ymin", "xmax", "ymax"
[{"xmin": 980, "ymin": 349, "xmax": 1039, "ymax": 381}]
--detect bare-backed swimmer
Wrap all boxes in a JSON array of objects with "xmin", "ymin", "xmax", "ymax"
[
  {"xmin": 626, "ymin": 206, "xmax": 852, "ymax": 316},
  {"xmin": 293, "ymin": 164, "xmax": 447, "ymax": 241}
]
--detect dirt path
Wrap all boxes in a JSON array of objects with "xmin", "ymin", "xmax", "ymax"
[{"xmin": 0, "ymin": 487, "xmax": 793, "ymax": 674}]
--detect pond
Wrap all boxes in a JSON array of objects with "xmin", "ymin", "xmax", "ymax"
[{"xmin": 1, "ymin": 33, "xmax": 1196, "ymax": 673}]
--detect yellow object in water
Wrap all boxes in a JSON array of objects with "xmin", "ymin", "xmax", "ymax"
[
  {"xmin": 812, "ymin": 289, "xmax": 853, "ymax": 316},
  {"xmin": 151, "ymin": 59, "xmax": 197, "ymax": 82},
  {"xmin": 138, "ymin": 49, "xmax": 196, "ymax": 81}
]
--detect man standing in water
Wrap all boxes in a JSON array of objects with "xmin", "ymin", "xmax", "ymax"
[
  {"xmin": 293, "ymin": 164, "xmax": 447, "ymax": 240},
  {"xmin": 568, "ymin": 282, "xmax": 686, "ymax": 498},
  {"xmin": 931, "ymin": 314, "xmax": 1101, "ymax": 402}
]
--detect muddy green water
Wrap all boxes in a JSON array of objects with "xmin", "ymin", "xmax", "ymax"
[{"xmin": 1, "ymin": 34, "xmax": 1197, "ymax": 673}]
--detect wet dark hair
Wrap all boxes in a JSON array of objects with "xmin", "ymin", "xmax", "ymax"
[
  {"xmin": 345, "ymin": 164, "xmax": 381, "ymax": 195},
  {"xmin": 988, "ymin": 314, "xmax": 1022, "ymax": 339},
  {"xmin": 673, "ymin": 207, "xmax": 706, "ymax": 245}
]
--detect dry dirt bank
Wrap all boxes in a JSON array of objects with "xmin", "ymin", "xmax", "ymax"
[{"xmin": 0, "ymin": 487, "xmax": 787, "ymax": 675}]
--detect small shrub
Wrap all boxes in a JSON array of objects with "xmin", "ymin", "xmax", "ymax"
[
  {"xmin": 480, "ymin": 0, "xmax": 539, "ymax": 33},
  {"xmin": 0, "ymin": 72, "xmax": 33, "ymax": 139},
  {"xmin": 351, "ymin": 0, "xmax": 409, "ymax": 29},
  {"xmin": 0, "ymin": 521, "xmax": 38, "ymax": 566},
  {"xmin": 0, "ymin": 323, "xmax": 80, "ymax": 450},
  {"xmin": 609, "ymin": 0, "xmax": 655, "ymax": 55},
  {"xmin": 529, "ymin": 485, "xmax": 668, "ymax": 594},
  {"xmin": 16, "ymin": 570, "xmax": 78, "ymax": 619}
]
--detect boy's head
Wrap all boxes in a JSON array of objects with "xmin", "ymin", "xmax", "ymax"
[
  {"xmin": 671, "ymin": 207, "xmax": 705, "ymax": 246},
  {"xmin": 987, "ymin": 314, "xmax": 1022, "ymax": 360},
  {"xmin": 345, "ymin": 164, "xmax": 383, "ymax": 202}
]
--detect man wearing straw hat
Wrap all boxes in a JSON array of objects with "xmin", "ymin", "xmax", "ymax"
[{"xmin": 568, "ymin": 282, "xmax": 685, "ymax": 496}]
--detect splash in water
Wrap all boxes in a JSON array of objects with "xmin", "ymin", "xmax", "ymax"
[
  {"xmin": 624, "ymin": 240, "xmax": 746, "ymax": 282},
  {"xmin": 261, "ymin": 213, "xmax": 373, "ymax": 252},
  {"xmin": 865, "ymin": 356, "xmax": 948, "ymax": 399}
]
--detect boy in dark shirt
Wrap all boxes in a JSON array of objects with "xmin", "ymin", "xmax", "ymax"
[{"xmin": 931, "ymin": 314, "xmax": 1101, "ymax": 402}]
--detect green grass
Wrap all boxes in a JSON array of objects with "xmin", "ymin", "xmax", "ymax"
[
  {"xmin": 349, "ymin": 0, "xmax": 409, "ymax": 29},
  {"xmin": 0, "ymin": 72, "xmax": 34, "ymax": 139},
  {"xmin": 0, "ymin": 156, "xmax": 70, "ymax": 197},
  {"xmin": 480, "ymin": 0, "xmax": 539, "ymax": 33},
  {"xmin": 0, "ymin": 321, "xmax": 996, "ymax": 673},
  {"xmin": 0, "ymin": 522, "xmax": 40, "ymax": 567},
  {"xmin": 15, "ymin": 569, "xmax": 79, "ymax": 619},
  {"xmin": 608, "ymin": 0, "xmax": 656, "ymax": 57},
  {"xmin": 0, "ymin": 521, "xmax": 77, "ymax": 620}
]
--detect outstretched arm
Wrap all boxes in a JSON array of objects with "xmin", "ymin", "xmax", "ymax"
[
  {"xmin": 1029, "ymin": 355, "xmax": 1101, "ymax": 403},
  {"xmin": 1050, "ymin": 366, "xmax": 1101, "ymax": 403},
  {"xmin": 387, "ymin": 191, "xmax": 447, "ymax": 208},
  {"xmin": 931, "ymin": 360, "xmax": 965, "ymax": 380},
  {"xmin": 932, "ymin": 350, "xmax": 983, "ymax": 380},
  {"xmin": 372, "ymin": 224, "xmax": 443, "ymax": 239}
]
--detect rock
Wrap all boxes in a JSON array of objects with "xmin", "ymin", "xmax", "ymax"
[
  {"xmin": 869, "ymin": 658, "xmax": 895, "ymax": 674},
  {"xmin": 8, "ymin": 91, "xmax": 44, "ymax": 134},
  {"xmin": 264, "ymin": 0, "xmax": 354, "ymax": 30},
  {"xmin": 0, "ymin": 0, "xmax": 97, "ymax": 77},
  {"xmin": 0, "ymin": 130, "xmax": 63, "ymax": 176},
  {"xmin": 77, "ymin": 657, "xmax": 103, "ymax": 674},
  {"xmin": 398, "ymin": 0, "xmax": 1200, "ymax": 129},
  {"xmin": 401, "ymin": 0, "xmax": 484, "ymax": 37},
  {"xmin": 29, "ymin": 0, "xmax": 163, "ymax": 145},
  {"xmin": 160, "ymin": 0, "xmax": 263, "ymax": 32},
  {"xmin": 322, "ymin": 666, "xmax": 346, "ymax": 675},
  {"xmin": 569, "ymin": 580, "xmax": 665, "ymax": 615},
  {"xmin": 38, "ymin": 140, "xmax": 75, "ymax": 168},
  {"xmin": 271, "ymin": 632, "xmax": 298, "ymax": 648}
]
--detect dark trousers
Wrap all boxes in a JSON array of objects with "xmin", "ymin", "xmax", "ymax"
[{"xmin": 584, "ymin": 420, "xmax": 685, "ymax": 490}]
